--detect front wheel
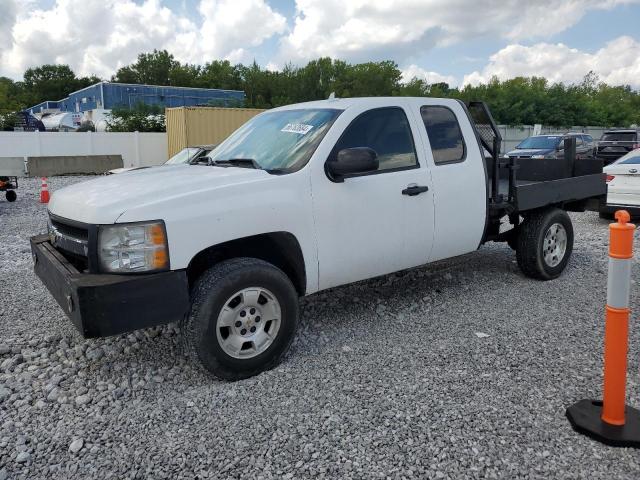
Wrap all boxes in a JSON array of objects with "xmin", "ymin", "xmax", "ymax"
[
  {"xmin": 515, "ymin": 208, "xmax": 574, "ymax": 280},
  {"xmin": 5, "ymin": 190, "xmax": 16, "ymax": 202},
  {"xmin": 183, "ymin": 257, "xmax": 299, "ymax": 380}
]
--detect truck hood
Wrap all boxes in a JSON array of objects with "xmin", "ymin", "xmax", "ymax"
[
  {"xmin": 506, "ymin": 148, "xmax": 554, "ymax": 157},
  {"xmin": 48, "ymin": 165, "xmax": 270, "ymax": 224}
]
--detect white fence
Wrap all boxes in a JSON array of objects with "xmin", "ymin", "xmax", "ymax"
[{"xmin": 0, "ymin": 131, "xmax": 168, "ymax": 168}]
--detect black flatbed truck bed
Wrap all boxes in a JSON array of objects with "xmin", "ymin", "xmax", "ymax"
[
  {"xmin": 463, "ymin": 101, "xmax": 607, "ymax": 245},
  {"xmin": 465, "ymin": 100, "xmax": 606, "ymax": 216}
]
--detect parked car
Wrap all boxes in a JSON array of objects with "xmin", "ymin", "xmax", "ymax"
[
  {"xmin": 505, "ymin": 133, "xmax": 594, "ymax": 161},
  {"xmin": 595, "ymin": 129, "xmax": 640, "ymax": 165},
  {"xmin": 568, "ymin": 132, "xmax": 595, "ymax": 157},
  {"xmin": 108, "ymin": 144, "xmax": 216, "ymax": 174},
  {"xmin": 600, "ymin": 148, "xmax": 640, "ymax": 219},
  {"xmin": 30, "ymin": 98, "xmax": 605, "ymax": 380}
]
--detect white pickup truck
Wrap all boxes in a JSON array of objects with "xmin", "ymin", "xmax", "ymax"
[{"xmin": 31, "ymin": 97, "xmax": 606, "ymax": 380}]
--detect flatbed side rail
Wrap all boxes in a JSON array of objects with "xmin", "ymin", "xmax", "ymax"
[{"xmin": 513, "ymin": 173, "xmax": 607, "ymax": 212}]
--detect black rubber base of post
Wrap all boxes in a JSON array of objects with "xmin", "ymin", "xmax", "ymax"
[{"xmin": 566, "ymin": 399, "xmax": 640, "ymax": 448}]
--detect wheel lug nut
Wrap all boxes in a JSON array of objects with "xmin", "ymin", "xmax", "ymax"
[
  {"xmin": 255, "ymin": 316, "xmax": 260, "ymax": 322},
  {"xmin": 235, "ymin": 321, "xmax": 242, "ymax": 327},
  {"xmin": 240, "ymin": 329, "xmax": 247, "ymax": 335},
  {"xmin": 240, "ymin": 311, "xmax": 246, "ymax": 317},
  {"xmin": 250, "ymin": 326, "xmax": 256, "ymax": 333},
  {"xmin": 250, "ymin": 308, "xmax": 256, "ymax": 315}
]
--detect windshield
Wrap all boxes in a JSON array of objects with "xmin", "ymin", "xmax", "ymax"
[
  {"xmin": 613, "ymin": 150, "xmax": 640, "ymax": 165},
  {"xmin": 516, "ymin": 136, "xmax": 562, "ymax": 150},
  {"xmin": 165, "ymin": 147, "xmax": 202, "ymax": 165},
  {"xmin": 208, "ymin": 108, "xmax": 342, "ymax": 172},
  {"xmin": 602, "ymin": 132, "xmax": 637, "ymax": 142}
]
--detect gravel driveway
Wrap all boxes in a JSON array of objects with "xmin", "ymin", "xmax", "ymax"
[{"xmin": 1, "ymin": 176, "xmax": 640, "ymax": 479}]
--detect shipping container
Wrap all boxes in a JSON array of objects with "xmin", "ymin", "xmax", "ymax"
[{"xmin": 166, "ymin": 106, "xmax": 266, "ymax": 157}]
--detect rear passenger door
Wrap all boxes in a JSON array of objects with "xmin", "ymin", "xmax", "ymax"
[{"xmin": 410, "ymin": 99, "xmax": 487, "ymax": 261}]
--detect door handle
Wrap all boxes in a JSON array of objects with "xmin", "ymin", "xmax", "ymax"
[{"xmin": 402, "ymin": 184, "xmax": 429, "ymax": 196}]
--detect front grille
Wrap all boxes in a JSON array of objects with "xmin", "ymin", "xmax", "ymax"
[
  {"xmin": 48, "ymin": 215, "xmax": 90, "ymax": 270},
  {"xmin": 50, "ymin": 218, "xmax": 88, "ymax": 242}
]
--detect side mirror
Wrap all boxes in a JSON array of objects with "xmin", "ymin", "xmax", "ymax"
[{"xmin": 326, "ymin": 147, "xmax": 379, "ymax": 182}]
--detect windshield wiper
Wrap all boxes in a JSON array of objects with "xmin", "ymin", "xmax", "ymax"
[
  {"xmin": 207, "ymin": 158, "xmax": 288, "ymax": 175},
  {"xmin": 208, "ymin": 158, "xmax": 262, "ymax": 169}
]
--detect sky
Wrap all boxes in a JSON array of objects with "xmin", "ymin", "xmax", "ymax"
[{"xmin": 1, "ymin": 0, "xmax": 640, "ymax": 88}]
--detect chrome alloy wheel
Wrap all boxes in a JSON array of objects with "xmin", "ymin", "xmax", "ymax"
[
  {"xmin": 543, "ymin": 223, "xmax": 567, "ymax": 268},
  {"xmin": 216, "ymin": 287, "xmax": 281, "ymax": 359}
]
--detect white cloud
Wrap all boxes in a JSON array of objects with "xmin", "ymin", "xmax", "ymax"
[
  {"xmin": 0, "ymin": 0, "xmax": 17, "ymax": 50},
  {"xmin": 277, "ymin": 0, "xmax": 639, "ymax": 64},
  {"xmin": 196, "ymin": 0, "xmax": 286, "ymax": 63},
  {"xmin": 401, "ymin": 64, "xmax": 458, "ymax": 87},
  {"xmin": 463, "ymin": 36, "xmax": 640, "ymax": 88},
  {"xmin": 0, "ymin": 0, "xmax": 286, "ymax": 79}
]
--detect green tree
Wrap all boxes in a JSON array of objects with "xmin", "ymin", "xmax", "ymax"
[
  {"xmin": 0, "ymin": 77, "xmax": 25, "ymax": 112},
  {"xmin": 112, "ymin": 50, "xmax": 179, "ymax": 85},
  {"xmin": 198, "ymin": 60, "xmax": 243, "ymax": 90},
  {"xmin": 21, "ymin": 65, "xmax": 98, "ymax": 105},
  {"xmin": 106, "ymin": 103, "xmax": 165, "ymax": 132}
]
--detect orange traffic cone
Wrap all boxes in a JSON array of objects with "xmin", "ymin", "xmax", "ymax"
[{"xmin": 40, "ymin": 177, "xmax": 50, "ymax": 204}]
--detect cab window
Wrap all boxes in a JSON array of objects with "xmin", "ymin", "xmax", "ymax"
[
  {"xmin": 332, "ymin": 107, "xmax": 418, "ymax": 172},
  {"xmin": 420, "ymin": 106, "xmax": 465, "ymax": 164}
]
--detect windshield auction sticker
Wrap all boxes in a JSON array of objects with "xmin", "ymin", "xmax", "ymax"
[{"xmin": 281, "ymin": 123, "xmax": 314, "ymax": 134}]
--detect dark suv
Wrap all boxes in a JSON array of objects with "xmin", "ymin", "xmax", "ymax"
[{"xmin": 596, "ymin": 129, "xmax": 639, "ymax": 165}]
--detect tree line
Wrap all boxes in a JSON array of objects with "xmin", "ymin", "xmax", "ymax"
[{"xmin": 2, "ymin": 49, "xmax": 640, "ymax": 128}]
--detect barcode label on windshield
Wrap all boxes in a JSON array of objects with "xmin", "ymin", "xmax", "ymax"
[{"xmin": 281, "ymin": 123, "xmax": 314, "ymax": 134}]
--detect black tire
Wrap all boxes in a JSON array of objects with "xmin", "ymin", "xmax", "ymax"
[
  {"xmin": 5, "ymin": 190, "xmax": 16, "ymax": 202},
  {"xmin": 515, "ymin": 208, "xmax": 574, "ymax": 280},
  {"xmin": 599, "ymin": 211, "xmax": 614, "ymax": 220},
  {"xmin": 183, "ymin": 257, "xmax": 299, "ymax": 380}
]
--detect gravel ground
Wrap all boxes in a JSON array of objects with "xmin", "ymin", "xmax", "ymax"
[{"xmin": 1, "ymin": 176, "xmax": 640, "ymax": 479}]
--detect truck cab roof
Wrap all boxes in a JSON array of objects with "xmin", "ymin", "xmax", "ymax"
[{"xmin": 269, "ymin": 96, "xmax": 462, "ymax": 112}]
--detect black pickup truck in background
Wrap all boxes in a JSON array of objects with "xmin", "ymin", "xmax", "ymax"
[{"xmin": 596, "ymin": 129, "xmax": 640, "ymax": 165}]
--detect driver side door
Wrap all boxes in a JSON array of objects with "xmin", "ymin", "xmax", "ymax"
[{"xmin": 310, "ymin": 104, "xmax": 434, "ymax": 290}]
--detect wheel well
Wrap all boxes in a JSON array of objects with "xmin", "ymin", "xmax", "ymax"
[{"xmin": 186, "ymin": 232, "xmax": 307, "ymax": 296}]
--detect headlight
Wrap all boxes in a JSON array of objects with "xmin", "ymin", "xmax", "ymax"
[{"xmin": 98, "ymin": 221, "xmax": 169, "ymax": 273}]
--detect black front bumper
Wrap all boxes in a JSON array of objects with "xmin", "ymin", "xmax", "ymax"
[{"xmin": 30, "ymin": 234, "xmax": 190, "ymax": 338}]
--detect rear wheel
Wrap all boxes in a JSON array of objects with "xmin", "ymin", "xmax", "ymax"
[
  {"xmin": 183, "ymin": 257, "xmax": 299, "ymax": 380},
  {"xmin": 5, "ymin": 190, "xmax": 16, "ymax": 202},
  {"xmin": 599, "ymin": 211, "xmax": 614, "ymax": 220},
  {"xmin": 516, "ymin": 208, "xmax": 574, "ymax": 280}
]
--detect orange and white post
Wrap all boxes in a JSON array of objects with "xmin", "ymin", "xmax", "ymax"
[
  {"xmin": 566, "ymin": 209, "xmax": 639, "ymax": 447},
  {"xmin": 601, "ymin": 210, "xmax": 635, "ymax": 425}
]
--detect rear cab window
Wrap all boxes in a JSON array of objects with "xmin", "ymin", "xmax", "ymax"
[
  {"xmin": 331, "ymin": 107, "xmax": 418, "ymax": 173},
  {"xmin": 420, "ymin": 106, "xmax": 466, "ymax": 164}
]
